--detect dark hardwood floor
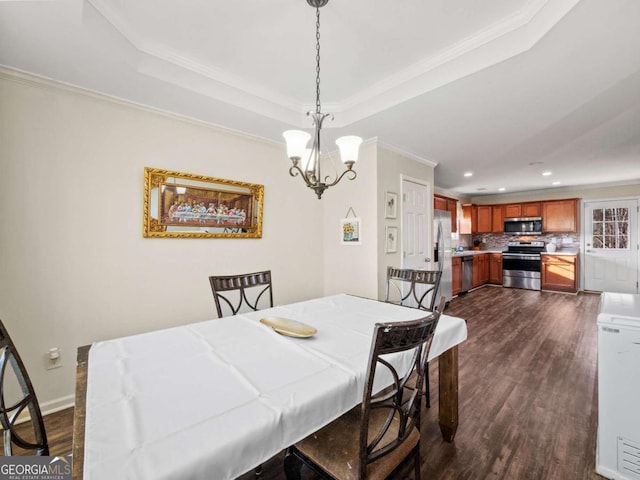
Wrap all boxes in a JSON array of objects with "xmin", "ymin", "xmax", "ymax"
[{"xmin": 13, "ymin": 287, "xmax": 604, "ymax": 479}]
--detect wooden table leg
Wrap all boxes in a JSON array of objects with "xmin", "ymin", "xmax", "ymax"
[
  {"xmin": 438, "ymin": 345, "xmax": 459, "ymax": 442},
  {"xmin": 73, "ymin": 345, "xmax": 90, "ymax": 480}
]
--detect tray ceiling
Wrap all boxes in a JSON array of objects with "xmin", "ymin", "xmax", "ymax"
[{"xmin": 1, "ymin": 0, "xmax": 639, "ymax": 195}]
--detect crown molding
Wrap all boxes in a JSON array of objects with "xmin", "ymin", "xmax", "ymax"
[
  {"xmin": 87, "ymin": 0, "xmax": 582, "ymax": 128},
  {"xmin": 0, "ymin": 65, "xmax": 284, "ymax": 147},
  {"xmin": 377, "ymin": 141, "xmax": 438, "ymax": 168}
]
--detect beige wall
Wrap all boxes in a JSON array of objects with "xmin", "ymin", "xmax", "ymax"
[
  {"xmin": 0, "ymin": 71, "xmax": 325, "ymax": 411},
  {"xmin": 377, "ymin": 146, "xmax": 435, "ymax": 299},
  {"xmin": 323, "ymin": 140, "xmax": 379, "ymax": 298},
  {"xmin": 321, "ymin": 142, "xmax": 435, "ymax": 301}
]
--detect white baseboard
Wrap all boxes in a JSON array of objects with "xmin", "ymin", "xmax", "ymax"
[
  {"xmin": 40, "ymin": 394, "xmax": 75, "ymax": 416},
  {"xmin": 15, "ymin": 394, "xmax": 75, "ymax": 424}
]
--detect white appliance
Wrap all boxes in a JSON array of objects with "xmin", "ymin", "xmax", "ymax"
[
  {"xmin": 433, "ymin": 209, "xmax": 452, "ymax": 304},
  {"xmin": 597, "ymin": 292, "xmax": 640, "ymax": 480}
]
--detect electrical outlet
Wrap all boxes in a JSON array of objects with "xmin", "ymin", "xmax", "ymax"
[{"xmin": 45, "ymin": 347, "xmax": 62, "ymax": 370}]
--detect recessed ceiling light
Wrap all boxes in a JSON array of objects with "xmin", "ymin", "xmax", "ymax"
[
  {"xmin": 552, "ymin": 181, "xmax": 561, "ymax": 186},
  {"xmin": 529, "ymin": 161, "xmax": 544, "ymax": 166},
  {"xmin": 498, "ymin": 187, "xmax": 506, "ymax": 192},
  {"xmin": 463, "ymin": 172, "xmax": 473, "ymax": 177},
  {"xmin": 542, "ymin": 171, "xmax": 552, "ymax": 176}
]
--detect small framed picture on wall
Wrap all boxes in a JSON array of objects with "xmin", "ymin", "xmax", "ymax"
[
  {"xmin": 385, "ymin": 192, "xmax": 397, "ymax": 219},
  {"xmin": 341, "ymin": 217, "xmax": 362, "ymax": 245},
  {"xmin": 385, "ymin": 226, "xmax": 398, "ymax": 253}
]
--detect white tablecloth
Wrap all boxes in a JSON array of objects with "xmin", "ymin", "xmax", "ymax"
[{"xmin": 83, "ymin": 294, "xmax": 467, "ymax": 480}]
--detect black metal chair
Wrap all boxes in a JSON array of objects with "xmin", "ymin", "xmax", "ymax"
[
  {"xmin": 209, "ymin": 270, "xmax": 273, "ymax": 318},
  {"xmin": 284, "ymin": 303, "xmax": 442, "ymax": 480},
  {"xmin": 0, "ymin": 318, "xmax": 48, "ymax": 456},
  {"xmin": 385, "ymin": 267, "xmax": 443, "ymax": 408},
  {"xmin": 209, "ymin": 270, "xmax": 273, "ymax": 476},
  {"xmin": 385, "ymin": 266, "xmax": 442, "ymax": 311}
]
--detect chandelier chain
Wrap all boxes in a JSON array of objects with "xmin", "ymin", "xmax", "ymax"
[
  {"xmin": 315, "ymin": 6, "xmax": 321, "ymax": 114},
  {"xmin": 283, "ymin": 0, "xmax": 361, "ymax": 199}
]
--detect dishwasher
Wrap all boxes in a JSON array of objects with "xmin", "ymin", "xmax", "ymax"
[{"xmin": 461, "ymin": 255, "xmax": 473, "ymax": 293}]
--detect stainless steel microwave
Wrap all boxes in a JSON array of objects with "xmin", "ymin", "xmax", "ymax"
[{"xmin": 503, "ymin": 217, "xmax": 543, "ymax": 235}]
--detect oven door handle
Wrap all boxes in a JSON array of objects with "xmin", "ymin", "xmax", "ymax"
[{"xmin": 502, "ymin": 254, "xmax": 541, "ymax": 260}]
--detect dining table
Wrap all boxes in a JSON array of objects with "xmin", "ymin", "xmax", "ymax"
[{"xmin": 72, "ymin": 293, "xmax": 467, "ymax": 480}]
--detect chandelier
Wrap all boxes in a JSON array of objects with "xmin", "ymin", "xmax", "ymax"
[{"xmin": 283, "ymin": 0, "xmax": 363, "ymax": 199}]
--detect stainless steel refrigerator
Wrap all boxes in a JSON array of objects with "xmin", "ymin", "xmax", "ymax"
[{"xmin": 433, "ymin": 209, "xmax": 453, "ymax": 304}]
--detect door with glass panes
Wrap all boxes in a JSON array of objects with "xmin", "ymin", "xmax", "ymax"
[{"xmin": 584, "ymin": 199, "xmax": 639, "ymax": 293}]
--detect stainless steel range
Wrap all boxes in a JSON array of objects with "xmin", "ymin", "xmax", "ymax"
[{"xmin": 502, "ymin": 241, "xmax": 545, "ymax": 291}]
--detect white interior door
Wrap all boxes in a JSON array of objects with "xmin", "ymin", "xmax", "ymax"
[
  {"xmin": 402, "ymin": 178, "xmax": 431, "ymax": 271},
  {"xmin": 584, "ymin": 199, "xmax": 639, "ymax": 293}
]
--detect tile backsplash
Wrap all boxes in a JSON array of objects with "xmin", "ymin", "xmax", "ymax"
[{"xmin": 459, "ymin": 233, "xmax": 581, "ymax": 251}]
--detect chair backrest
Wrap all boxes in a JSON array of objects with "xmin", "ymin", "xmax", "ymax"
[
  {"xmin": 209, "ymin": 270, "xmax": 273, "ymax": 318},
  {"xmin": 385, "ymin": 266, "xmax": 442, "ymax": 311},
  {"xmin": 0, "ymin": 318, "xmax": 48, "ymax": 456},
  {"xmin": 358, "ymin": 302, "xmax": 442, "ymax": 477}
]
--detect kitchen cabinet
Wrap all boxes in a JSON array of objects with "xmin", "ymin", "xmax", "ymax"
[
  {"xmin": 461, "ymin": 204, "xmax": 491, "ymax": 234},
  {"xmin": 504, "ymin": 202, "xmax": 541, "ymax": 218},
  {"xmin": 448, "ymin": 201, "xmax": 458, "ymax": 233},
  {"xmin": 522, "ymin": 202, "xmax": 541, "ymax": 217},
  {"xmin": 434, "ymin": 194, "xmax": 458, "ymax": 233},
  {"xmin": 460, "ymin": 204, "xmax": 475, "ymax": 234},
  {"xmin": 462, "ymin": 198, "xmax": 578, "ymax": 234},
  {"xmin": 452, "ymin": 257, "xmax": 462, "ymax": 296},
  {"xmin": 541, "ymin": 254, "xmax": 578, "ymax": 293},
  {"xmin": 434, "ymin": 195, "xmax": 447, "ymax": 211},
  {"xmin": 472, "ymin": 253, "xmax": 489, "ymax": 288},
  {"xmin": 504, "ymin": 204, "xmax": 522, "ymax": 218},
  {"xmin": 492, "ymin": 205, "xmax": 503, "ymax": 233},
  {"xmin": 489, "ymin": 253, "xmax": 503, "ymax": 284},
  {"xmin": 476, "ymin": 205, "xmax": 492, "ymax": 233},
  {"xmin": 472, "ymin": 255, "xmax": 480, "ymax": 288},
  {"xmin": 542, "ymin": 199, "xmax": 578, "ymax": 233},
  {"xmin": 481, "ymin": 254, "xmax": 489, "ymax": 284}
]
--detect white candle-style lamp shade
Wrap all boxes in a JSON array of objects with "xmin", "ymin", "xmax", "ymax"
[
  {"xmin": 335, "ymin": 136, "xmax": 363, "ymax": 166},
  {"xmin": 283, "ymin": 130, "xmax": 311, "ymax": 160}
]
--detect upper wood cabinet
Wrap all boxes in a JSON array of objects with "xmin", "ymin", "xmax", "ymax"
[
  {"xmin": 460, "ymin": 204, "xmax": 475, "ymax": 234},
  {"xmin": 461, "ymin": 204, "xmax": 494, "ymax": 234},
  {"xmin": 522, "ymin": 202, "xmax": 541, "ymax": 217},
  {"xmin": 491, "ymin": 205, "xmax": 504, "ymax": 233},
  {"xmin": 460, "ymin": 198, "xmax": 578, "ymax": 234},
  {"xmin": 504, "ymin": 204, "xmax": 522, "ymax": 218},
  {"xmin": 461, "ymin": 204, "xmax": 492, "ymax": 234},
  {"xmin": 504, "ymin": 202, "xmax": 541, "ymax": 218},
  {"xmin": 434, "ymin": 194, "xmax": 458, "ymax": 233},
  {"xmin": 543, "ymin": 199, "xmax": 578, "ymax": 233},
  {"xmin": 476, "ymin": 205, "xmax": 492, "ymax": 233},
  {"xmin": 434, "ymin": 196, "xmax": 447, "ymax": 211}
]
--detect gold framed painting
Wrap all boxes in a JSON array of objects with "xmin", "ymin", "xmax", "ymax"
[{"xmin": 143, "ymin": 167, "xmax": 264, "ymax": 238}]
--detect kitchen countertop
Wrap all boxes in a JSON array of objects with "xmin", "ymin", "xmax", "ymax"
[
  {"xmin": 541, "ymin": 248, "xmax": 579, "ymax": 256},
  {"xmin": 452, "ymin": 248, "xmax": 579, "ymax": 257},
  {"xmin": 452, "ymin": 250, "xmax": 505, "ymax": 257}
]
